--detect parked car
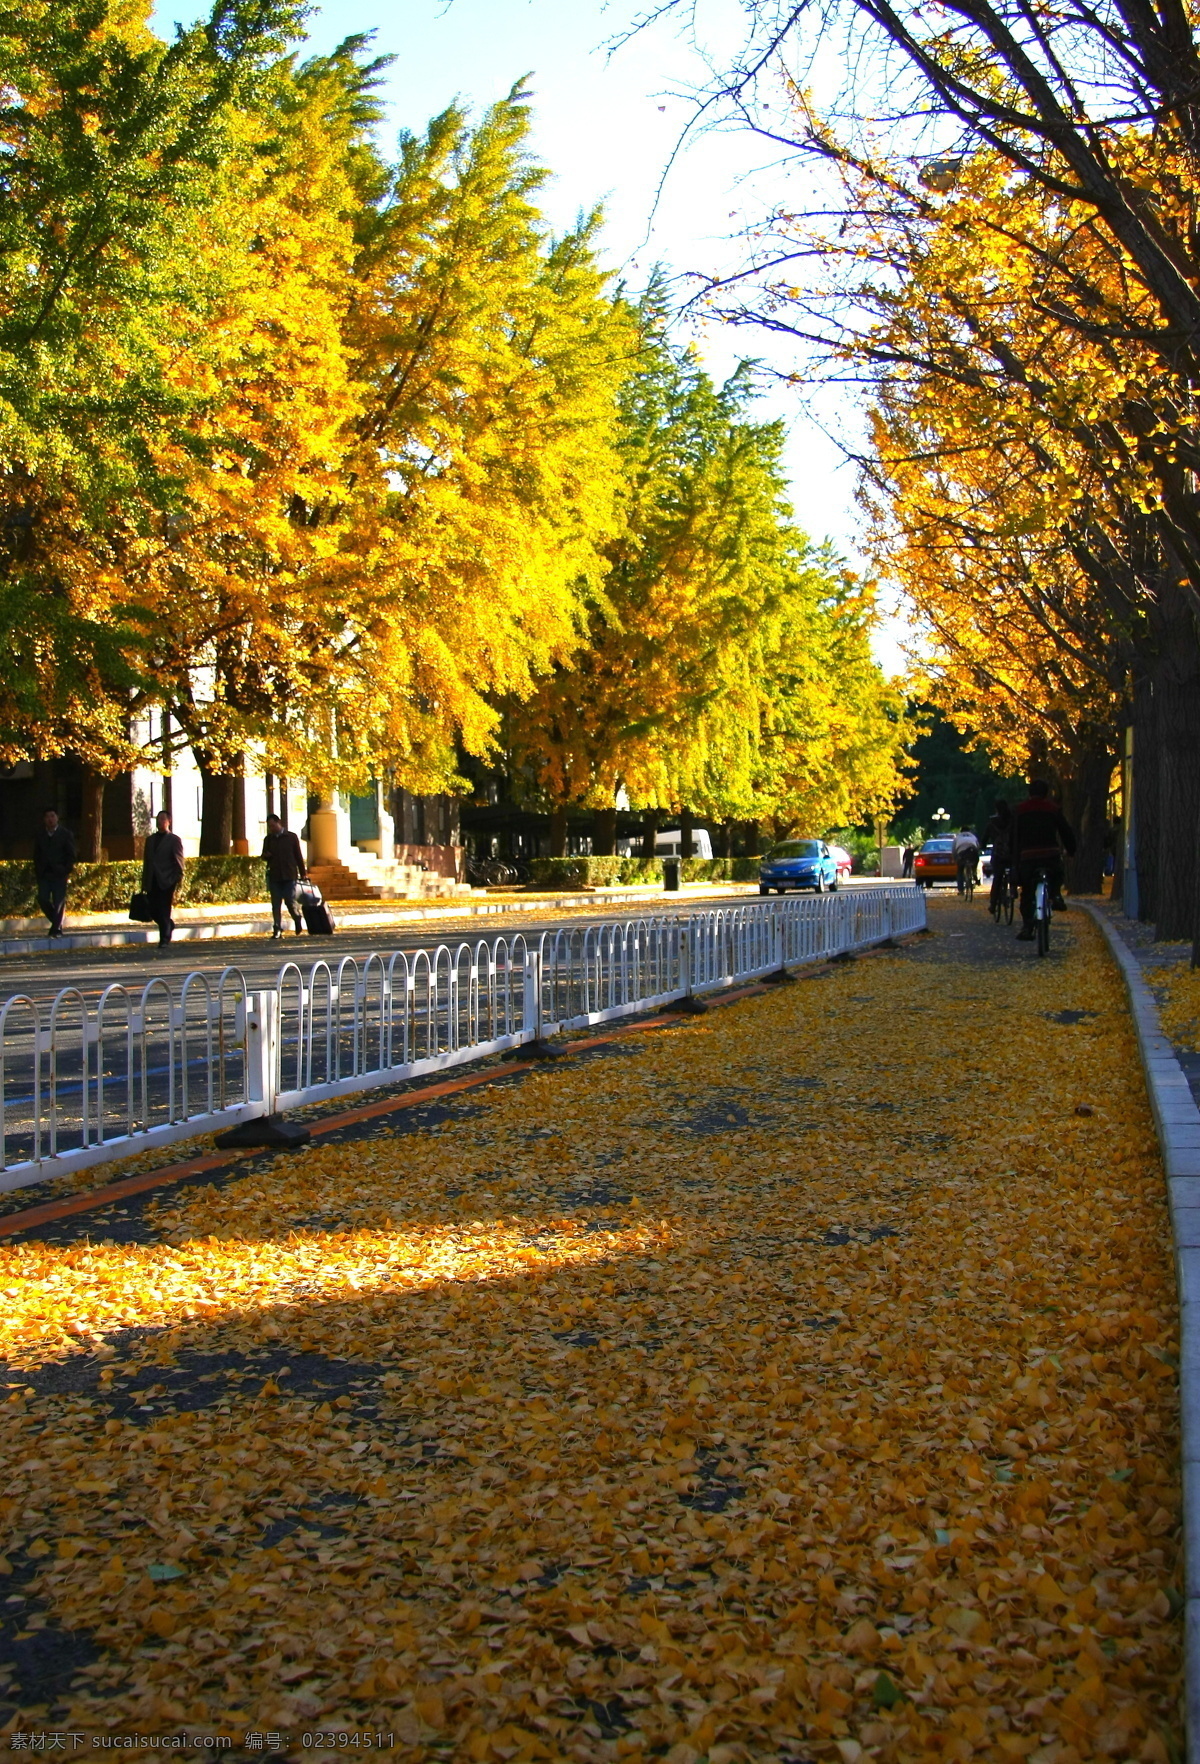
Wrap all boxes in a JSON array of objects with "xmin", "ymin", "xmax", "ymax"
[
  {"xmin": 981, "ymin": 843, "xmax": 994, "ymax": 879},
  {"xmin": 759, "ymin": 839, "xmax": 839, "ymax": 894},
  {"xmin": 913, "ymin": 836, "xmax": 957, "ymax": 887},
  {"xmin": 826, "ymin": 843, "xmax": 853, "ymax": 882}
]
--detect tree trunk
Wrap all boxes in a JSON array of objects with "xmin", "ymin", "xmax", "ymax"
[
  {"xmin": 593, "ymin": 806, "xmax": 617, "ymax": 856},
  {"xmin": 1110, "ymin": 730, "xmax": 1128, "ymax": 907},
  {"xmin": 231, "ymin": 754, "xmax": 247, "ymax": 853},
  {"xmin": 1132, "ymin": 669, "xmax": 1158, "ymax": 924},
  {"xmin": 720, "ymin": 819, "xmax": 734, "ymax": 858},
  {"xmin": 1153, "ymin": 638, "xmax": 1200, "ymax": 939},
  {"xmin": 1061, "ymin": 743, "xmax": 1114, "ymax": 895},
  {"xmin": 78, "ymin": 767, "xmax": 104, "ymax": 863},
  {"xmin": 680, "ymin": 807, "xmax": 694, "ymax": 860},
  {"xmin": 161, "ymin": 714, "xmax": 173, "ymax": 821},
  {"xmin": 198, "ymin": 767, "xmax": 236, "ymax": 855},
  {"xmin": 549, "ymin": 806, "xmax": 568, "ymax": 858},
  {"xmin": 640, "ymin": 810, "xmax": 659, "ymax": 858},
  {"xmin": 741, "ymin": 819, "xmax": 761, "ymax": 857}
]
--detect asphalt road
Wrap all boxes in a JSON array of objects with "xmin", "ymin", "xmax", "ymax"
[
  {"xmin": 0, "ymin": 877, "xmax": 903, "ymax": 1010},
  {"xmin": 0, "ymin": 893, "xmax": 770, "ymax": 1009}
]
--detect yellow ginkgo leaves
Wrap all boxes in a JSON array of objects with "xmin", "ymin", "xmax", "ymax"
[{"xmin": 0, "ymin": 899, "xmax": 1181, "ymax": 1759}]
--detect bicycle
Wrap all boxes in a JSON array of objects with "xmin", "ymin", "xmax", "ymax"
[
  {"xmin": 957, "ymin": 857, "xmax": 977, "ymax": 902},
  {"xmin": 989, "ymin": 865, "xmax": 1015, "ymax": 925},
  {"xmin": 1032, "ymin": 865, "xmax": 1052, "ymax": 956},
  {"xmin": 466, "ymin": 856, "xmax": 519, "ymax": 887}
]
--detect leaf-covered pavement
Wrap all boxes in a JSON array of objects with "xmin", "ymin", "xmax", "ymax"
[{"xmin": 0, "ymin": 898, "xmax": 1181, "ymax": 1760}]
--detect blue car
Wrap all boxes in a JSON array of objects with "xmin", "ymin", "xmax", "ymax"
[{"xmin": 759, "ymin": 838, "xmax": 840, "ymax": 894}]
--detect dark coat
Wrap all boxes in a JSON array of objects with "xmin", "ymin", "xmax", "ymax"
[
  {"xmin": 1012, "ymin": 796, "xmax": 1077, "ymax": 862},
  {"xmin": 33, "ymin": 823, "xmax": 76, "ymax": 881},
  {"xmin": 142, "ymin": 829, "xmax": 185, "ymax": 893},
  {"xmin": 261, "ymin": 828, "xmax": 307, "ymax": 884}
]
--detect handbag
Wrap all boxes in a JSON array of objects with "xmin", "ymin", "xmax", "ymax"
[{"xmin": 129, "ymin": 891, "xmax": 155, "ymax": 922}]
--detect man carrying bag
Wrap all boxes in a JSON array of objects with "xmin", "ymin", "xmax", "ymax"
[
  {"xmin": 262, "ymin": 812, "xmax": 307, "ymax": 939},
  {"xmin": 140, "ymin": 811, "xmax": 185, "ymax": 945}
]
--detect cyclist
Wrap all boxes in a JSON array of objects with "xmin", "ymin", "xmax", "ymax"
[
  {"xmin": 983, "ymin": 799, "xmax": 1013, "ymax": 915},
  {"xmin": 1012, "ymin": 779, "xmax": 1076, "ymax": 941},
  {"xmin": 952, "ymin": 826, "xmax": 980, "ymax": 895}
]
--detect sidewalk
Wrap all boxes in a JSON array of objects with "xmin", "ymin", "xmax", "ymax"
[
  {"xmin": 0, "ymin": 895, "xmax": 1181, "ymax": 1755},
  {"xmin": 0, "ymin": 882, "xmax": 761, "ymax": 957}
]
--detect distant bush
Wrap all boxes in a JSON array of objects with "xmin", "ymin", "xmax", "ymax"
[
  {"xmin": 0, "ymin": 856, "xmax": 268, "ymax": 918},
  {"xmin": 680, "ymin": 857, "xmax": 761, "ymax": 882},
  {"xmin": 527, "ymin": 855, "xmax": 760, "ymax": 889},
  {"xmin": 529, "ymin": 856, "xmax": 663, "ymax": 888}
]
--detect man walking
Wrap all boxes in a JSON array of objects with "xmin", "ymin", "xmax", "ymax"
[
  {"xmin": 141, "ymin": 811, "xmax": 185, "ymax": 945},
  {"xmin": 33, "ymin": 807, "xmax": 76, "ymax": 938},
  {"xmin": 262, "ymin": 812, "xmax": 307, "ymax": 938}
]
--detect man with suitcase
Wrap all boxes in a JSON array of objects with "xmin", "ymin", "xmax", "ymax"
[{"xmin": 262, "ymin": 812, "xmax": 307, "ymax": 939}]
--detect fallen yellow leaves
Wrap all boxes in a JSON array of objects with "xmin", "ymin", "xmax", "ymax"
[
  {"xmin": 1146, "ymin": 960, "xmax": 1200, "ymax": 1054},
  {"xmin": 0, "ymin": 899, "xmax": 1181, "ymax": 1760}
]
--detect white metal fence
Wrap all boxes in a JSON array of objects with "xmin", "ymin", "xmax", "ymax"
[{"xmin": 0, "ymin": 886, "xmax": 925, "ymax": 1193}]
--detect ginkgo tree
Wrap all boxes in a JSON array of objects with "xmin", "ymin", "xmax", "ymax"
[
  {"xmin": 505, "ymin": 302, "xmax": 910, "ymax": 848},
  {"xmin": 0, "ymin": 0, "xmax": 306, "ymax": 780},
  {"xmin": 640, "ymin": 0, "xmax": 1200, "ymax": 939}
]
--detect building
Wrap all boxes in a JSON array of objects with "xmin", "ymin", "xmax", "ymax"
[{"xmin": 0, "ymin": 722, "xmax": 465, "ymax": 900}]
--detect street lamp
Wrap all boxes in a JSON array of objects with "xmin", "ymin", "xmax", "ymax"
[{"xmin": 932, "ymin": 807, "xmax": 950, "ymax": 834}]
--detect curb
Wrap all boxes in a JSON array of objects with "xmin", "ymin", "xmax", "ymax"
[{"xmin": 1080, "ymin": 901, "xmax": 1200, "ymax": 1757}]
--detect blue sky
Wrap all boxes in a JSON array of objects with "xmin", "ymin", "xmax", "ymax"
[{"xmin": 153, "ymin": 0, "xmax": 891, "ymax": 653}]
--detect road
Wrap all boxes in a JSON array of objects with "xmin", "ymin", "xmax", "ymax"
[{"xmin": 0, "ymin": 889, "xmax": 890, "ymax": 1009}]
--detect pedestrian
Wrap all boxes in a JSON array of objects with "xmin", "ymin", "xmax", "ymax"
[
  {"xmin": 262, "ymin": 812, "xmax": 307, "ymax": 938},
  {"xmin": 901, "ymin": 844, "xmax": 914, "ymax": 878},
  {"xmin": 32, "ymin": 806, "xmax": 76, "ymax": 939},
  {"xmin": 141, "ymin": 810, "xmax": 185, "ymax": 946}
]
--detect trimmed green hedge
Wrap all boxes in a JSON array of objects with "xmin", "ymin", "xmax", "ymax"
[
  {"xmin": 529, "ymin": 856, "xmax": 662, "ymax": 888},
  {"xmin": 681, "ymin": 856, "xmax": 761, "ymax": 882},
  {"xmin": 527, "ymin": 855, "xmax": 761, "ymax": 889},
  {"xmin": 0, "ymin": 856, "xmax": 269, "ymax": 917}
]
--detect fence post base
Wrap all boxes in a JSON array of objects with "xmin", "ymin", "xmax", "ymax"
[
  {"xmin": 215, "ymin": 1113, "xmax": 311, "ymax": 1150},
  {"xmin": 666, "ymin": 994, "xmax": 709, "ymax": 1015},
  {"xmin": 215, "ymin": 989, "xmax": 309, "ymax": 1148},
  {"xmin": 501, "ymin": 1038, "xmax": 569, "ymax": 1062}
]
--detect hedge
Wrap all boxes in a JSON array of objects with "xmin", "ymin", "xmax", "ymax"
[
  {"xmin": 527, "ymin": 855, "xmax": 760, "ymax": 889},
  {"xmin": 0, "ymin": 856, "xmax": 269, "ymax": 918}
]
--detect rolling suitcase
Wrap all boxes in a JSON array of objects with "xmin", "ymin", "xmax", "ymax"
[{"xmin": 297, "ymin": 880, "xmax": 335, "ymax": 936}]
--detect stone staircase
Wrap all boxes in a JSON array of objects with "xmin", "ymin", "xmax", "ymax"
[{"xmin": 307, "ymin": 848, "xmax": 472, "ymax": 902}]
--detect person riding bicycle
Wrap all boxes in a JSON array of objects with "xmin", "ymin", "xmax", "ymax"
[
  {"xmin": 1012, "ymin": 780, "xmax": 1076, "ymax": 941},
  {"xmin": 983, "ymin": 799, "xmax": 1013, "ymax": 914},
  {"xmin": 952, "ymin": 826, "xmax": 980, "ymax": 894}
]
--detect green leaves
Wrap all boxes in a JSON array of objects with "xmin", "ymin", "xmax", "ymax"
[{"xmin": 871, "ymin": 1670, "xmax": 904, "ymax": 1708}]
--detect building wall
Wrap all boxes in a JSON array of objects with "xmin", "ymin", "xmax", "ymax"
[{"xmin": 0, "ymin": 736, "xmax": 460, "ymax": 870}]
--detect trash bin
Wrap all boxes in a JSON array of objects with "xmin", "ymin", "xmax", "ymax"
[{"xmin": 663, "ymin": 856, "xmax": 681, "ymax": 892}]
